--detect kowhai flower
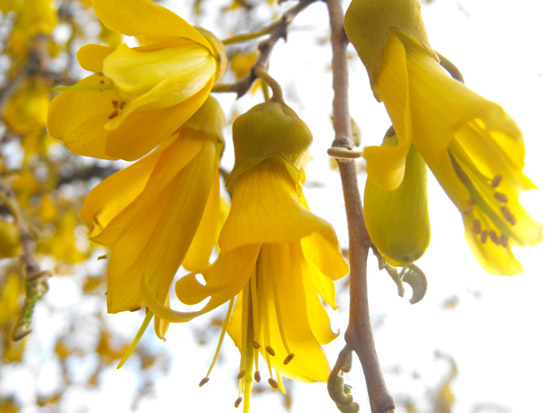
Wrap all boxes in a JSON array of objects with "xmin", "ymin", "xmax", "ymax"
[
  {"xmin": 47, "ymin": 0, "xmax": 226, "ymax": 161},
  {"xmin": 141, "ymin": 100, "xmax": 349, "ymax": 411},
  {"xmin": 345, "ymin": 0, "xmax": 542, "ymax": 274},
  {"xmin": 80, "ymin": 97, "xmax": 225, "ymax": 339}
]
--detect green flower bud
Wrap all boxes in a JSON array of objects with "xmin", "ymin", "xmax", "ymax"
[{"xmin": 364, "ymin": 132, "xmax": 430, "ymax": 266}]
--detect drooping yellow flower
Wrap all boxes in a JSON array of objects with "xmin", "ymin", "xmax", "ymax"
[
  {"xmin": 47, "ymin": 0, "xmax": 226, "ymax": 161},
  {"xmin": 140, "ymin": 100, "xmax": 349, "ymax": 411},
  {"xmin": 79, "ymin": 97, "xmax": 225, "ymax": 338},
  {"xmin": 345, "ymin": 0, "xmax": 542, "ymax": 274},
  {"xmin": 364, "ymin": 130, "xmax": 430, "ymax": 266}
]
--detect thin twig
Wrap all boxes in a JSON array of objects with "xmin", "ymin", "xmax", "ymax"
[
  {"xmin": 325, "ymin": 0, "xmax": 395, "ymax": 412},
  {"xmin": 212, "ymin": 0, "xmax": 318, "ymax": 97},
  {"xmin": 0, "ymin": 180, "xmax": 51, "ymax": 341}
]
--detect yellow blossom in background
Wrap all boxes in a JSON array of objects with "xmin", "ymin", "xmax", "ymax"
[
  {"xmin": 79, "ymin": 97, "xmax": 225, "ymax": 339},
  {"xmin": 2, "ymin": 75, "xmax": 50, "ymax": 136},
  {"xmin": 345, "ymin": 0, "xmax": 542, "ymax": 274},
  {"xmin": 47, "ymin": 0, "xmax": 226, "ymax": 161},
  {"xmin": 3, "ymin": 0, "xmax": 57, "ymax": 67},
  {"xmin": 141, "ymin": 100, "xmax": 349, "ymax": 412}
]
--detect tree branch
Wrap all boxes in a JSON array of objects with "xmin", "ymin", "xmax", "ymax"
[
  {"xmin": 213, "ymin": 0, "xmax": 319, "ymax": 97},
  {"xmin": 325, "ymin": 0, "xmax": 395, "ymax": 411}
]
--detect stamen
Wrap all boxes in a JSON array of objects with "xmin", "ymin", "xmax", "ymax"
[
  {"xmin": 489, "ymin": 230, "xmax": 500, "ymax": 245},
  {"xmin": 237, "ymin": 370, "xmax": 246, "ymax": 380},
  {"xmin": 234, "ymin": 397, "xmax": 243, "ymax": 408},
  {"xmin": 473, "ymin": 219, "xmax": 481, "ymax": 234},
  {"xmin": 501, "ymin": 206, "xmax": 517, "ymax": 225},
  {"xmin": 129, "ymin": 306, "xmax": 141, "ymax": 312},
  {"xmin": 500, "ymin": 234, "xmax": 509, "ymax": 248},
  {"xmin": 116, "ymin": 310, "xmax": 153, "ymax": 369},
  {"xmin": 97, "ymin": 254, "xmax": 108, "ymax": 260},
  {"xmin": 464, "ymin": 199, "xmax": 475, "ymax": 215},
  {"xmin": 268, "ymin": 378, "xmax": 278, "ymax": 389},
  {"xmin": 283, "ymin": 353, "xmax": 295, "ymax": 365},
  {"xmin": 252, "ymin": 341, "xmax": 261, "ymax": 349},
  {"xmin": 480, "ymin": 230, "xmax": 489, "ymax": 244},
  {"xmin": 120, "ymin": 102, "xmax": 127, "ymax": 110},
  {"xmin": 108, "ymin": 110, "xmax": 118, "ymax": 120},
  {"xmin": 254, "ymin": 371, "xmax": 261, "ymax": 383},
  {"xmin": 494, "ymin": 192, "xmax": 508, "ymax": 203},
  {"xmin": 201, "ymin": 297, "xmax": 235, "ymax": 383},
  {"xmin": 266, "ymin": 346, "xmax": 276, "ymax": 356},
  {"xmin": 491, "ymin": 175, "xmax": 503, "ymax": 188},
  {"xmin": 112, "ymin": 100, "xmax": 119, "ymax": 108}
]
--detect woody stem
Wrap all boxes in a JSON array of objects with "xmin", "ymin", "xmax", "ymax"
[{"xmin": 325, "ymin": 0, "xmax": 395, "ymax": 412}]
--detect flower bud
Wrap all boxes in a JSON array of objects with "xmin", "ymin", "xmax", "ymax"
[
  {"xmin": 364, "ymin": 132, "xmax": 430, "ymax": 266},
  {"xmin": 227, "ymin": 100, "xmax": 312, "ymax": 189}
]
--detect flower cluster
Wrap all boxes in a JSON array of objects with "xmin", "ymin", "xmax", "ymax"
[{"xmin": 45, "ymin": 0, "xmax": 542, "ymax": 411}]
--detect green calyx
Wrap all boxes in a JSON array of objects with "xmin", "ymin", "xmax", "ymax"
[
  {"xmin": 181, "ymin": 95, "xmax": 225, "ymax": 147},
  {"xmin": 344, "ymin": 0, "xmax": 436, "ymax": 99},
  {"xmin": 227, "ymin": 100, "xmax": 312, "ymax": 190}
]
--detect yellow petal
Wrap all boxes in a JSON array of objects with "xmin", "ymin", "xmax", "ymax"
[
  {"xmin": 257, "ymin": 243, "xmax": 331, "ymax": 382},
  {"xmin": 100, "ymin": 135, "xmax": 215, "ymax": 313},
  {"xmin": 91, "ymin": 0, "xmax": 212, "ymax": 50},
  {"xmin": 104, "ymin": 80, "xmax": 213, "ymax": 161},
  {"xmin": 103, "ymin": 42, "xmax": 215, "ymax": 111},
  {"xmin": 47, "ymin": 74, "xmax": 116, "ymax": 159},
  {"xmin": 149, "ymin": 244, "xmax": 261, "ymax": 321},
  {"xmin": 362, "ymin": 31, "xmax": 413, "ymax": 191},
  {"xmin": 182, "ymin": 151, "xmax": 220, "ymax": 272},
  {"xmin": 76, "ymin": 44, "xmax": 115, "ymax": 72},
  {"xmin": 220, "ymin": 159, "xmax": 340, "ymax": 251}
]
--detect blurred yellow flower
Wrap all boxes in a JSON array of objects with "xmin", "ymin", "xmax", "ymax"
[
  {"xmin": 141, "ymin": 101, "xmax": 348, "ymax": 411},
  {"xmin": 345, "ymin": 0, "xmax": 542, "ymax": 274},
  {"xmin": 80, "ymin": 97, "xmax": 225, "ymax": 339},
  {"xmin": 47, "ymin": 0, "xmax": 226, "ymax": 161}
]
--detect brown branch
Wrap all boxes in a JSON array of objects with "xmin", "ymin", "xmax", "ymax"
[
  {"xmin": 212, "ymin": 0, "xmax": 319, "ymax": 97},
  {"xmin": 0, "ymin": 180, "xmax": 51, "ymax": 341},
  {"xmin": 325, "ymin": 0, "xmax": 394, "ymax": 412}
]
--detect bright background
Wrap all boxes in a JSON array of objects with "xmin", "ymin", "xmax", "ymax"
[{"xmin": 2, "ymin": 0, "xmax": 549, "ymax": 412}]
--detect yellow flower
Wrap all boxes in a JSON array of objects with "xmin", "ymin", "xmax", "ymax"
[
  {"xmin": 345, "ymin": 0, "xmax": 542, "ymax": 274},
  {"xmin": 79, "ymin": 97, "xmax": 225, "ymax": 339},
  {"xmin": 140, "ymin": 101, "xmax": 349, "ymax": 411},
  {"xmin": 2, "ymin": 75, "xmax": 50, "ymax": 135},
  {"xmin": 47, "ymin": 0, "xmax": 226, "ymax": 161}
]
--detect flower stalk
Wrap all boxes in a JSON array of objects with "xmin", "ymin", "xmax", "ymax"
[{"xmin": 326, "ymin": 0, "xmax": 395, "ymax": 411}]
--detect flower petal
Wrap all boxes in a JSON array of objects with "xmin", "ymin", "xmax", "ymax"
[
  {"xmin": 103, "ymin": 42, "xmax": 215, "ymax": 110},
  {"xmin": 76, "ymin": 44, "xmax": 115, "ymax": 72},
  {"xmin": 47, "ymin": 74, "xmax": 116, "ymax": 159},
  {"xmin": 91, "ymin": 0, "xmax": 211, "ymax": 50},
  {"xmin": 220, "ymin": 159, "xmax": 341, "ymax": 251},
  {"xmin": 104, "ymin": 80, "xmax": 212, "ymax": 161}
]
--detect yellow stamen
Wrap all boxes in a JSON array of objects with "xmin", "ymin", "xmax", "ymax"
[
  {"xmin": 268, "ymin": 378, "xmax": 278, "ymax": 389},
  {"xmin": 117, "ymin": 310, "xmax": 153, "ymax": 369},
  {"xmin": 491, "ymin": 174, "xmax": 503, "ymax": 188},
  {"xmin": 234, "ymin": 397, "xmax": 243, "ymax": 408},
  {"xmin": 202, "ymin": 297, "xmax": 235, "ymax": 382},
  {"xmin": 265, "ymin": 346, "xmax": 276, "ymax": 356},
  {"xmin": 283, "ymin": 353, "xmax": 295, "ymax": 365}
]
